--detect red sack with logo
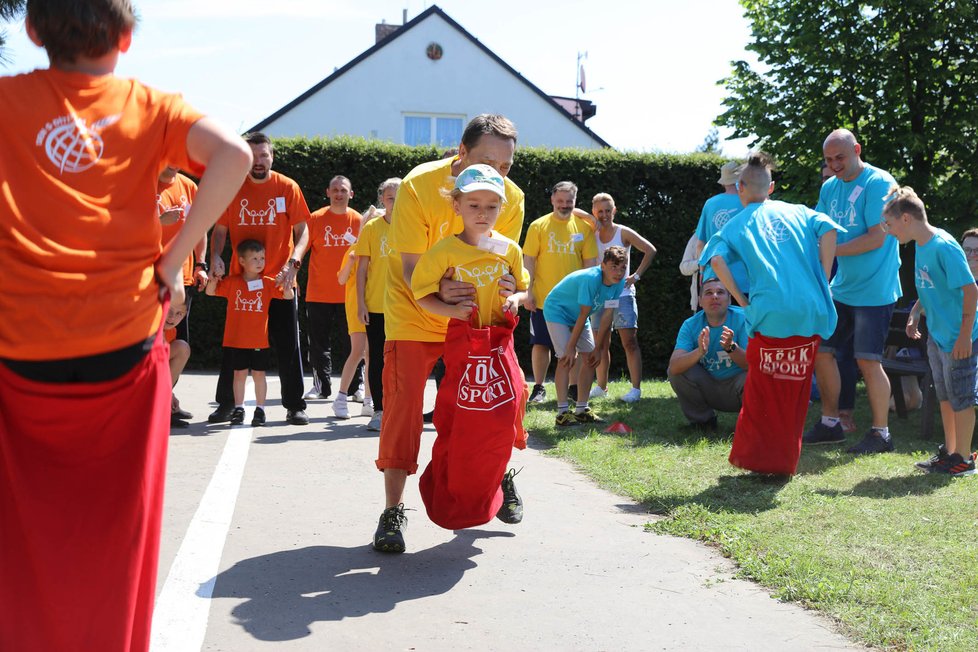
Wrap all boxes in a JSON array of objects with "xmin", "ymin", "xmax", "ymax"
[{"xmin": 419, "ymin": 313, "xmax": 527, "ymax": 530}]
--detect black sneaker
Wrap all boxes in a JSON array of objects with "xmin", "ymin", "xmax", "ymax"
[
  {"xmin": 170, "ymin": 414, "xmax": 189, "ymax": 429},
  {"xmin": 207, "ymin": 405, "xmax": 234, "ymax": 423},
  {"xmin": 567, "ymin": 385, "xmax": 578, "ymax": 402},
  {"xmin": 802, "ymin": 421, "xmax": 846, "ymax": 445},
  {"xmin": 174, "ymin": 408, "xmax": 193, "ymax": 420},
  {"xmin": 528, "ymin": 384, "xmax": 546, "ymax": 403},
  {"xmin": 251, "ymin": 407, "xmax": 266, "ymax": 427},
  {"xmin": 373, "ymin": 504, "xmax": 407, "ymax": 553},
  {"xmin": 286, "ymin": 409, "xmax": 309, "ymax": 426},
  {"xmin": 496, "ymin": 468, "xmax": 523, "ymax": 524},
  {"xmin": 915, "ymin": 444, "xmax": 948, "ymax": 471},
  {"xmin": 229, "ymin": 407, "xmax": 245, "ymax": 426},
  {"xmin": 680, "ymin": 416, "xmax": 718, "ymax": 433},
  {"xmin": 847, "ymin": 429, "xmax": 894, "ymax": 455},
  {"xmin": 929, "ymin": 453, "xmax": 977, "ymax": 476}
]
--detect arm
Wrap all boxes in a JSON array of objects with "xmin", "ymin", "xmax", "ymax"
[
  {"xmin": 694, "ymin": 238, "xmax": 706, "ymax": 258},
  {"xmin": 282, "ymin": 284, "xmax": 295, "ymax": 301},
  {"xmin": 502, "ymin": 290, "xmax": 527, "ymax": 315},
  {"xmin": 210, "ymin": 223, "xmax": 228, "ymax": 279},
  {"xmin": 622, "ymin": 227, "xmax": 657, "ymax": 288},
  {"xmin": 905, "ymin": 299, "xmax": 922, "ymax": 340},
  {"xmin": 710, "ymin": 255, "xmax": 747, "ymax": 307},
  {"xmin": 952, "ymin": 283, "xmax": 978, "ymax": 359},
  {"xmin": 276, "ymin": 221, "xmax": 309, "ymax": 289},
  {"xmin": 835, "ymin": 224, "xmax": 885, "ymax": 257},
  {"xmin": 356, "ymin": 255, "xmax": 370, "ymax": 326},
  {"xmin": 159, "ymin": 207, "xmax": 183, "ymax": 226},
  {"xmin": 204, "ymin": 273, "xmax": 219, "ymax": 296},
  {"xmin": 417, "ymin": 293, "xmax": 475, "ymax": 321},
  {"xmin": 523, "ymin": 254, "xmax": 538, "ymax": 312},
  {"xmin": 586, "ymin": 308, "xmax": 615, "ymax": 368},
  {"xmin": 718, "ymin": 326, "xmax": 748, "ymax": 370},
  {"xmin": 667, "ymin": 327, "xmax": 710, "ymax": 376},
  {"xmin": 193, "ymin": 233, "xmax": 208, "ymax": 287},
  {"xmin": 572, "ymin": 207, "xmax": 596, "ymax": 230},
  {"xmin": 337, "ymin": 249, "xmax": 356, "ymax": 285},
  {"xmin": 818, "ymin": 228, "xmax": 838, "ymax": 280},
  {"xmin": 560, "ymin": 305, "xmax": 593, "ymax": 369}
]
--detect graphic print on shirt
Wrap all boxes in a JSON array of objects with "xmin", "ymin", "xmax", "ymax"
[
  {"xmin": 713, "ymin": 208, "xmax": 738, "ymax": 230},
  {"xmin": 37, "ymin": 113, "xmax": 121, "ymax": 174},
  {"xmin": 761, "ymin": 216, "xmax": 791, "ymax": 244},
  {"xmin": 157, "ymin": 192, "xmax": 191, "ymax": 219},
  {"xmin": 235, "ymin": 289, "xmax": 264, "ymax": 313},
  {"xmin": 456, "ymin": 351, "xmax": 515, "ymax": 411},
  {"xmin": 378, "ymin": 235, "xmax": 393, "ymax": 258},
  {"xmin": 759, "ymin": 342, "xmax": 816, "ymax": 381},
  {"xmin": 547, "ymin": 231, "xmax": 577, "ymax": 254},
  {"xmin": 238, "ymin": 198, "xmax": 277, "ymax": 226},
  {"xmin": 323, "ymin": 225, "xmax": 356, "ymax": 247},
  {"xmin": 704, "ymin": 349, "xmax": 733, "ymax": 372},
  {"xmin": 826, "ymin": 197, "xmax": 858, "ymax": 228},
  {"xmin": 454, "ymin": 260, "xmax": 507, "ymax": 288},
  {"xmin": 916, "ymin": 265, "xmax": 936, "ymax": 290}
]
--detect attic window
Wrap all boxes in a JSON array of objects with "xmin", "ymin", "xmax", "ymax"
[
  {"xmin": 426, "ymin": 42, "xmax": 443, "ymax": 60},
  {"xmin": 404, "ymin": 114, "xmax": 463, "ymax": 147}
]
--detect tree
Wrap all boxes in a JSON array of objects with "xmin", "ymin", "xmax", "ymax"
[
  {"xmin": 718, "ymin": 0, "xmax": 978, "ymax": 226},
  {"xmin": 696, "ymin": 127, "xmax": 722, "ymax": 154},
  {"xmin": 0, "ymin": 0, "xmax": 25, "ymax": 63}
]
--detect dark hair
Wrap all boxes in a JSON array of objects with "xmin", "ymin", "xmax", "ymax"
[
  {"xmin": 460, "ymin": 114, "xmax": 518, "ymax": 150},
  {"xmin": 243, "ymin": 132, "xmax": 273, "ymax": 155},
  {"xmin": 961, "ymin": 228, "xmax": 978, "ymax": 243},
  {"xmin": 27, "ymin": 0, "xmax": 136, "ymax": 64},
  {"xmin": 236, "ymin": 239, "xmax": 265, "ymax": 256},
  {"xmin": 700, "ymin": 277, "xmax": 727, "ymax": 295},
  {"xmin": 329, "ymin": 175, "xmax": 351, "ymax": 188},
  {"xmin": 602, "ymin": 245, "xmax": 627, "ymax": 266}
]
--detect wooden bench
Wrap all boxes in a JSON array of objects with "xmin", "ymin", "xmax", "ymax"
[{"xmin": 881, "ymin": 308, "xmax": 937, "ymax": 439}]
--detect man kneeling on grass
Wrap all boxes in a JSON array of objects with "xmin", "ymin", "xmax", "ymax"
[{"xmin": 543, "ymin": 246, "xmax": 627, "ymax": 426}]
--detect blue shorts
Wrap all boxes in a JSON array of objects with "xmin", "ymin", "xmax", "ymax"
[
  {"xmin": 821, "ymin": 301, "xmax": 895, "ymax": 361},
  {"xmin": 529, "ymin": 309, "xmax": 553, "ymax": 347},
  {"xmin": 927, "ymin": 336, "xmax": 978, "ymax": 411},
  {"xmin": 612, "ymin": 295, "xmax": 638, "ymax": 330}
]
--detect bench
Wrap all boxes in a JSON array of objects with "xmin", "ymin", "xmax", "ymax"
[{"xmin": 881, "ymin": 308, "xmax": 937, "ymax": 439}]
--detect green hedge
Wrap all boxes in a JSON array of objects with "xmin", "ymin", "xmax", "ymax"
[{"xmin": 187, "ymin": 137, "xmax": 727, "ymax": 379}]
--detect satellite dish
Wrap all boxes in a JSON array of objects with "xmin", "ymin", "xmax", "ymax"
[{"xmin": 579, "ymin": 65, "xmax": 587, "ymax": 94}]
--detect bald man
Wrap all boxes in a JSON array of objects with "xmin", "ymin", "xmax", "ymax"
[{"xmin": 804, "ymin": 129, "xmax": 900, "ymax": 455}]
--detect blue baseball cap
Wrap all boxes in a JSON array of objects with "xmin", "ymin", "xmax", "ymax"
[{"xmin": 454, "ymin": 164, "xmax": 506, "ymax": 199}]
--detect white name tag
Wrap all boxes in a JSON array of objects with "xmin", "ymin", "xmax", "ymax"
[
  {"xmin": 604, "ymin": 299, "xmax": 620, "ymax": 309},
  {"xmin": 247, "ymin": 279, "xmax": 264, "ymax": 292},
  {"xmin": 343, "ymin": 232, "xmax": 357, "ymax": 244},
  {"xmin": 275, "ymin": 196, "xmax": 287, "ymax": 212},
  {"xmin": 477, "ymin": 235, "xmax": 509, "ymax": 255},
  {"xmin": 571, "ymin": 233, "xmax": 585, "ymax": 243},
  {"xmin": 848, "ymin": 186, "xmax": 863, "ymax": 203}
]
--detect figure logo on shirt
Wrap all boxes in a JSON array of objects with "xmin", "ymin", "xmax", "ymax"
[
  {"xmin": 379, "ymin": 235, "xmax": 393, "ymax": 258},
  {"xmin": 455, "ymin": 261, "xmax": 505, "ymax": 288},
  {"xmin": 235, "ymin": 290, "xmax": 263, "ymax": 313},
  {"xmin": 456, "ymin": 353, "xmax": 515, "ymax": 411},
  {"xmin": 238, "ymin": 199, "xmax": 277, "ymax": 226},
  {"xmin": 157, "ymin": 194, "xmax": 191, "ymax": 220},
  {"xmin": 713, "ymin": 208, "xmax": 737, "ymax": 230},
  {"xmin": 703, "ymin": 350, "xmax": 733, "ymax": 372},
  {"xmin": 323, "ymin": 225, "xmax": 354, "ymax": 247},
  {"xmin": 828, "ymin": 199, "xmax": 858, "ymax": 228},
  {"xmin": 546, "ymin": 232, "xmax": 575, "ymax": 255},
  {"xmin": 759, "ymin": 342, "xmax": 816, "ymax": 381},
  {"xmin": 761, "ymin": 216, "xmax": 791, "ymax": 244},
  {"xmin": 37, "ymin": 113, "xmax": 121, "ymax": 174},
  {"xmin": 916, "ymin": 265, "xmax": 936, "ymax": 290}
]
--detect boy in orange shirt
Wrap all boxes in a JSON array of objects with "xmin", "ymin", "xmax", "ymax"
[
  {"xmin": 207, "ymin": 240, "xmax": 294, "ymax": 427},
  {"xmin": 0, "ymin": 2, "xmax": 252, "ymax": 651},
  {"xmin": 164, "ymin": 299, "xmax": 192, "ymax": 428}
]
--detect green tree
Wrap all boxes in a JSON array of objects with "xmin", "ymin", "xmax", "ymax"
[
  {"xmin": 0, "ymin": 0, "xmax": 25, "ymax": 63},
  {"xmin": 696, "ymin": 126, "xmax": 721, "ymax": 154},
  {"xmin": 718, "ymin": 0, "xmax": 978, "ymax": 225}
]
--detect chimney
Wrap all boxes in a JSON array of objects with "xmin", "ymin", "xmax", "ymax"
[{"xmin": 376, "ymin": 11, "xmax": 408, "ymax": 44}]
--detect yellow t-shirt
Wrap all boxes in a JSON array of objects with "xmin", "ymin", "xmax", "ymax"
[
  {"xmin": 386, "ymin": 156, "xmax": 525, "ymax": 342},
  {"xmin": 412, "ymin": 232, "xmax": 529, "ymax": 329},
  {"xmin": 354, "ymin": 216, "xmax": 393, "ymax": 314},
  {"xmin": 343, "ymin": 254, "xmax": 365, "ymax": 334},
  {"xmin": 522, "ymin": 212, "xmax": 599, "ymax": 306}
]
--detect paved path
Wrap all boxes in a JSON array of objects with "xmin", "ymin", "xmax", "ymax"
[{"xmin": 151, "ymin": 372, "xmax": 862, "ymax": 651}]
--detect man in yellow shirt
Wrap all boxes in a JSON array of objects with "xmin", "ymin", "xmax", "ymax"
[{"xmin": 523, "ymin": 181, "xmax": 599, "ymax": 403}]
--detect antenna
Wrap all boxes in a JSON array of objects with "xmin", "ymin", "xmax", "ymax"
[{"xmin": 575, "ymin": 51, "xmax": 588, "ymax": 120}]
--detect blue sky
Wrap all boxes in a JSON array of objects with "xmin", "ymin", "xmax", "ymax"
[{"xmin": 1, "ymin": 0, "xmax": 757, "ymax": 154}]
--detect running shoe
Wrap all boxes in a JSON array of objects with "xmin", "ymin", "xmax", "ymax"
[
  {"xmin": 914, "ymin": 444, "xmax": 948, "ymax": 471},
  {"xmin": 621, "ymin": 387, "xmax": 642, "ymax": 403},
  {"xmin": 373, "ymin": 504, "xmax": 407, "ymax": 553},
  {"xmin": 496, "ymin": 468, "xmax": 523, "ymax": 524},
  {"xmin": 589, "ymin": 385, "xmax": 608, "ymax": 399},
  {"xmin": 529, "ymin": 384, "xmax": 547, "ymax": 403},
  {"xmin": 574, "ymin": 407, "xmax": 603, "ymax": 424},
  {"xmin": 555, "ymin": 411, "xmax": 578, "ymax": 427},
  {"xmin": 846, "ymin": 429, "xmax": 894, "ymax": 455},
  {"xmin": 802, "ymin": 421, "xmax": 846, "ymax": 445}
]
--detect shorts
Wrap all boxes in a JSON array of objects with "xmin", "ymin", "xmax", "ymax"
[
  {"xmin": 612, "ymin": 294, "xmax": 638, "ymax": 330},
  {"xmin": 227, "ymin": 346, "xmax": 270, "ymax": 372},
  {"xmin": 821, "ymin": 301, "xmax": 895, "ymax": 361},
  {"xmin": 546, "ymin": 321, "xmax": 596, "ymax": 359},
  {"xmin": 927, "ymin": 335, "xmax": 978, "ymax": 411},
  {"xmin": 529, "ymin": 309, "xmax": 553, "ymax": 347}
]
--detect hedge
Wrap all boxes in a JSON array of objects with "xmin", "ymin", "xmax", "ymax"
[{"xmin": 186, "ymin": 137, "xmax": 728, "ymax": 380}]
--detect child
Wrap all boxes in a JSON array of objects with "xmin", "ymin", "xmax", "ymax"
[
  {"xmin": 333, "ymin": 246, "xmax": 372, "ymax": 419},
  {"xmin": 164, "ymin": 298, "xmax": 192, "ymax": 428},
  {"xmin": 0, "ymin": 2, "xmax": 252, "ymax": 650},
  {"xmin": 543, "ymin": 247, "xmax": 628, "ymax": 426},
  {"xmin": 885, "ymin": 188, "xmax": 978, "ymax": 476},
  {"xmin": 207, "ymin": 240, "xmax": 294, "ymax": 427},
  {"xmin": 409, "ymin": 163, "xmax": 530, "ymax": 530}
]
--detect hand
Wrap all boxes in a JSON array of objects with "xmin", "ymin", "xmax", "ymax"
[
  {"xmin": 905, "ymin": 314, "xmax": 921, "ymax": 340},
  {"xmin": 559, "ymin": 350, "xmax": 578, "ymax": 369},
  {"xmin": 697, "ymin": 327, "xmax": 710, "ymax": 356},
  {"xmin": 585, "ymin": 349, "xmax": 602, "ymax": 368},
  {"xmin": 155, "ymin": 258, "xmax": 186, "ymax": 306},
  {"xmin": 159, "ymin": 208, "xmax": 183, "ymax": 226},
  {"xmin": 450, "ymin": 300, "xmax": 476, "ymax": 321},
  {"xmin": 952, "ymin": 333, "xmax": 972, "ymax": 360},
  {"xmin": 524, "ymin": 293, "xmax": 538, "ymax": 312},
  {"xmin": 275, "ymin": 264, "xmax": 297, "ymax": 290},
  {"xmin": 211, "ymin": 257, "xmax": 226, "ymax": 280},
  {"xmin": 358, "ymin": 303, "xmax": 370, "ymax": 326},
  {"xmin": 497, "ymin": 273, "xmax": 516, "ymax": 298},
  {"xmin": 437, "ymin": 267, "xmax": 477, "ymax": 304},
  {"xmin": 502, "ymin": 294, "xmax": 521, "ymax": 315},
  {"xmin": 624, "ymin": 274, "xmax": 638, "ymax": 289},
  {"xmin": 194, "ymin": 268, "xmax": 209, "ymax": 288},
  {"xmin": 719, "ymin": 326, "xmax": 735, "ymax": 351}
]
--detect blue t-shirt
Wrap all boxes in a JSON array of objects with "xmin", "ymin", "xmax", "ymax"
[
  {"xmin": 700, "ymin": 200, "xmax": 844, "ymax": 339},
  {"xmin": 543, "ymin": 266, "xmax": 626, "ymax": 327},
  {"xmin": 675, "ymin": 305, "xmax": 749, "ymax": 380},
  {"xmin": 696, "ymin": 193, "xmax": 750, "ymax": 293},
  {"xmin": 914, "ymin": 229, "xmax": 978, "ymax": 352},
  {"xmin": 816, "ymin": 163, "xmax": 901, "ymax": 306}
]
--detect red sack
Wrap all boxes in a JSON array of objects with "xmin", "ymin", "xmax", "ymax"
[{"xmin": 419, "ymin": 313, "xmax": 527, "ymax": 530}]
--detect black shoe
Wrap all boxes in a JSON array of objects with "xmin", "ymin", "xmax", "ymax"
[
  {"xmin": 847, "ymin": 429, "xmax": 894, "ymax": 455},
  {"xmin": 528, "ymin": 384, "xmax": 546, "ymax": 403},
  {"xmin": 286, "ymin": 409, "xmax": 309, "ymax": 426},
  {"xmin": 251, "ymin": 407, "xmax": 266, "ymax": 427},
  {"xmin": 567, "ymin": 385, "xmax": 578, "ymax": 402},
  {"xmin": 229, "ymin": 407, "xmax": 245, "ymax": 426},
  {"xmin": 802, "ymin": 421, "xmax": 846, "ymax": 445},
  {"xmin": 208, "ymin": 405, "xmax": 234, "ymax": 423},
  {"xmin": 423, "ymin": 409, "xmax": 434, "ymax": 424},
  {"xmin": 174, "ymin": 408, "xmax": 193, "ymax": 420},
  {"xmin": 373, "ymin": 504, "xmax": 407, "ymax": 553},
  {"xmin": 915, "ymin": 444, "xmax": 948, "ymax": 471},
  {"xmin": 170, "ymin": 414, "xmax": 189, "ymax": 429},
  {"xmin": 680, "ymin": 416, "xmax": 718, "ymax": 433},
  {"xmin": 496, "ymin": 468, "xmax": 523, "ymax": 524}
]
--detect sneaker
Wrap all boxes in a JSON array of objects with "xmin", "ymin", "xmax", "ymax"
[
  {"xmin": 555, "ymin": 411, "xmax": 578, "ymax": 427},
  {"xmin": 366, "ymin": 410, "xmax": 383, "ymax": 431},
  {"xmin": 170, "ymin": 414, "xmax": 189, "ymax": 429},
  {"xmin": 680, "ymin": 416, "xmax": 718, "ymax": 433},
  {"xmin": 304, "ymin": 388, "xmax": 324, "ymax": 400},
  {"xmin": 621, "ymin": 387, "xmax": 642, "ymax": 403},
  {"xmin": 574, "ymin": 407, "xmax": 603, "ymax": 424},
  {"xmin": 361, "ymin": 399, "xmax": 374, "ymax": 418},
  {"xmin": 286, "ymin": 409, "xmax": 309, "ymax": 426},
  {"xmin": 372, "ymin": 504, "xmax": 407, "ymax": 553},
  {"xmin": 929, "ymin": 452, "xmax": 976, "ymax": 476},
  {"xmin": 802, "ymin": 421, "xmax": 846, "ymax": 445},
  {"xmin": 567, "ymin": 385, "xmax": 578, "ymax": 402},
  {"xmin": 351, "ymin": 388, "xmax": 365, "ymax": 403},
  {"xmin": 589, "ymin": 385, "xmax": 608, "ymax": 399},
  {"xmin": 847, "ymin": 429, "xmax": 894, "ymax": 455},
  {"xmin": 332, "ymin": 395, "xmax": 350, "ymax": 419},
  {"xmin": 915, "ymin": 444, "xmax": 948, "ymax": 471},
  {"xmin": 839, "ymin": 412, "xmax": 857, "ymax": 434},
  {"xmin": 207, "ymin": 405, "xmax": 234, "ymax": 423},
  {"xmin": 528, "ymin": 384, "xmax": 546, "ymax": 403},
  {"xmin": 174, "ymin": 408, "xmax": 193, "ymax": 420},
  {"xmin": 229, "ymin": 407, "xmax": 245, "ymax": 426},
  {"xmin": 496, "ymin": 468, "xmax": 523, "ymax": 524},
  {"xmin": 251, "ymin": 407, "xmax": 266, "ymax": 427}
]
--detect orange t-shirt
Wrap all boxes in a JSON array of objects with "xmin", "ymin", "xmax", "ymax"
[
  {"xmin": 218, "ymin": 171, "xmax": 310, "ymax": 277},
  {"xmin": 214, "ymin": 275, "xmax": 284, "ymax": 349},
  {"xmin": 0, "ymin": 68, "xmax": 203, "ymax": 360},
  {"xmin": 164, "ymin": 328, "xmax": 177, "ymax": 344},
  {"xmin": 158, "ymin": 173, "xmax": 199, "ymax": 286},
  {"xmin": 305, "ymin": 207, "xmax": 362, "ymax": 303}
]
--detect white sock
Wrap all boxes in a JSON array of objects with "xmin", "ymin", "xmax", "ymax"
[
  {"xmin": 575, "ymin": 402, "xmax": 589, "ymax": 413},
  {"xmin": 821, "ymin": 416, "xmax": 840, "ymax": 427},
  {"xmin": 872, "ymin": 426, "xmax": 890, "ymax": 440},
  {"xmin": 557, "ymin": 403, "xmax": 568, "ymax": 414}
]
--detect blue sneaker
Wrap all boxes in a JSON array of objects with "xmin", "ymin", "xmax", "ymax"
[{"xmin": 802, "ymin": 421, "xmax": 845, "ymax": 445}]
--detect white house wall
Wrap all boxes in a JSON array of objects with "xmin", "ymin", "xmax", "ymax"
[{"xmin": 260, "ymin": 14, "xmax": 602, "ymax": 149}]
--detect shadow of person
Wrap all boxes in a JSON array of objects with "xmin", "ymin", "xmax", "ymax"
[
  {"xmin": 814, "ymin": 472, "xmax": 951, "ymax": 499},
  {"xmin": 648, "ymin": 473, "xmax": 789, "ymax": 516},
  {"xmin": 202, "ymin": 529, "xmax": 514, "ymax": 641}
]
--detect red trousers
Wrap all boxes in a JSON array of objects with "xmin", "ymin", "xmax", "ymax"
[
  {"xmin": 730, "ymin": 333, "xmax": 819, "ymax": 476},
  {"xmin": 420, "ymin": 315, "xmax": 527, "ymax": 530},
  {"xmin": 0, "ymin": 335, "xmax": 171, "ymax": 652}
]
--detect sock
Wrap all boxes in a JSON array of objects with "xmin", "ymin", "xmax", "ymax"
[
  {"xmin": 821, "ymin": 416, "xmax": 841, "ymax": 427},
  {"xmin": 557, "ymin": 403, "xmax": 568, "ymax": 414},
  {"xmin": 235, "ymin": 404, "xmax": 244, "ymax": 409},
  {"xmin": 575, "ymin": 401, "xmax": 589, "ymax": 413},
  {"xmin": 872, "ymin": 426, "xmax": 890, "ymax": 440},
  {"xmin": 364, "ymin": 397, "xmax": 373, "ymax": 407},
  {"xmin": 336, "ymin": 392, "xmax": 347, "ymax": 401}
]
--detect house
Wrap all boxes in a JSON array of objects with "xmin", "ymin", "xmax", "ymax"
[{"xmin": 248, "ymin": 5, "xmax": 609, "ymax": 149}]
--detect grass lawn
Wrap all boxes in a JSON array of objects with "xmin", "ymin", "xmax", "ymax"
[{"xmin": 525, "ymin": 379, "xmax": 978, "ymax": 651}]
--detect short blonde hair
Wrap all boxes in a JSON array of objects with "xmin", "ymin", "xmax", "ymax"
[
  {"xmin": 883, "ymin": 186, "xmax": 927, "ymax": 222},
  {"xmin": 592, "ymin": 192, "xmax": 615, "ymax": 206}
]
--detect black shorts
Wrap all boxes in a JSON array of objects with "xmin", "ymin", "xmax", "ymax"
[
  {"xmin": 529, "ymin": 309, "xmax": 553, "ymax": 347},
  {"xmin": 227, "ymin": 347, "xmax": 270, "ymax": 371}
]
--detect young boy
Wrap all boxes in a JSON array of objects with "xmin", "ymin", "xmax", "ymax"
[
  {"xmin": 207, "ymin": 240, "xmax": 294, "ymax": 427},
  {"xmin": 0, "ymin": 2, "xmax": 252, "ymax": 650},
  {"xmin": 884, "ymin": 188, "xmax": 978, "ymax": 476},
  {"xmin": 543, "ymin": 247, "xmax": 628, "ymax": 426},
  {"xmin": 164, "ymin": 298, "xmax": 192, "ymax": 428}
]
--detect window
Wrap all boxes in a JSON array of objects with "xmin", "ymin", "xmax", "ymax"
[{"xmin": 403, "ymin": 114, "xmax": 464, "ymax": 147}]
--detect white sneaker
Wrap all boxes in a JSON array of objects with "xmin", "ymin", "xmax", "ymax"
[
  {"xmin": 589, "ymin": 385, "xmax": 608, "ymax": 399},
  {"xmin": 332, "ymin": 395, "xmax": 350, "ymax": 419},
  {"xmin": 351, "ymin": 387, "xmax": 365, "ymax": 403},
  {"xmin": 304, "ymin": 388, "xmax": 323, "ymax": 400},
  {"xmin": 361, "ymin": 398, "xmax": 374, "ymax": 417},
  {"xmin": 621, "ymin": 387, "xmax": 642, "ymax": 403},
  {"xmin": 367, "ymin": 410, "xmax": 383, "ymax": 431}
]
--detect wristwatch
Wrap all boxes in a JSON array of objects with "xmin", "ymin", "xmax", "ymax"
[
  {"xmin": 723, "ymin": 342, "xmax": 737, "ymax": 353},
  {"xmin": 288, "ymin": 258, "xmax": 301, "ymax": 270},
  {"xmin": 194, "ymin": 262, "xmax": 209, "ymax": 273},
  {"xmin": 632, "ymin": 272, "xmax": 641, "ymax": 281}
]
